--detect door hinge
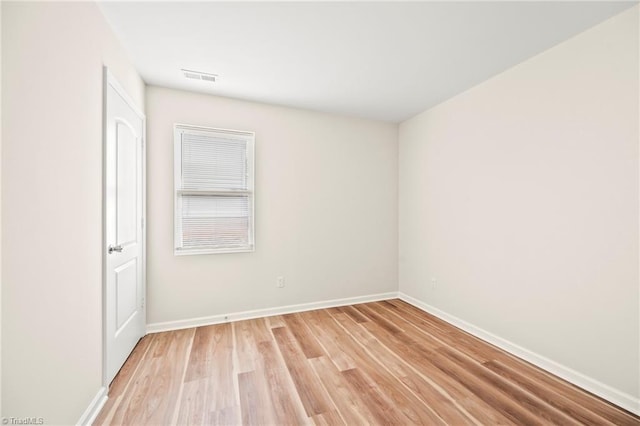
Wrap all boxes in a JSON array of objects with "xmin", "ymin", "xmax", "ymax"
[
  {"xmin": 141, "ymin": 217, "xmax": 145, "ymax": 229},
  {"xmin": 142, "ymin": 297, "xmax": 145, "ymax": 309}
]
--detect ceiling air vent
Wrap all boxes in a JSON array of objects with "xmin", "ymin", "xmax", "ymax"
[{"xmin": 182, "ymin": 69, "xmax": 218, "ymax": 83}]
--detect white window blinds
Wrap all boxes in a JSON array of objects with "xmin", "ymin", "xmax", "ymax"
[{"xmin": 174, "ymin": 125, "xmax": 255, "ymax": 255}]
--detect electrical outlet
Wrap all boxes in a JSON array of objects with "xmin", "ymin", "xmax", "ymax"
[
  {"xmin": 431, "ymin": 277, "xmax": 437, "ymax": 289},
  {"xmin": 276, "ymin": 276, "xmax": 285, "ymax": 288}
]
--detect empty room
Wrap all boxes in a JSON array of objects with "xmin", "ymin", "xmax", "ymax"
[{"xmin": 2, "ymin": 1, "xmax": 640, "ymax": 425}]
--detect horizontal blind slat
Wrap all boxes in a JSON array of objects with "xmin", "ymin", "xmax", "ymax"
[
  {"xmin": 180, "ymin": 194, "xmax": 250, "ymax": 248},
  {"xmin": 181, "ymin": 132, "xmax": 248, "ymax": 191}
]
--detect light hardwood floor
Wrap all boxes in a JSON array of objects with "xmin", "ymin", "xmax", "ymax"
[{"xmin": 95, "ymin": 300, "xmax": 639, "ymax": 425}]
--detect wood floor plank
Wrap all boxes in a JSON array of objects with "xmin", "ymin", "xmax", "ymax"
[
  {"xmin": 382, "ymin": 299, "xmax": 640, "ymax": 424},
  {"xmin": 317, "ymin": 309, "xmax": 448, "ymax": 425},
  {"xmin": 105, "ymin": 329, "xmax": 195, "ymax": 425},
  {"xmin": 341, "ymin": 367, "xmax": 413, "ymax": 425},
  {"xmin": 428, "ymin": 347, "xmax": 549, "ymax": 425},
  {"xmin": 332, "ymin": 311, "xmax": 404, "ymax": 373},
  {"xmin": 487, "ymin": 358, "xmax": 640, "ymax": 425},
  {"xmin": 398, "ymin": 374, "xmax": 478, "ymax": 425},
  {"xmin": 95, "ymin": 300, "xmax": 639, "ymax": 425},
  {"xmin": 309, "ymin": 309, "xmax": 456, "ymax": 424},
  {"xmin": 175, "ymin": 379, "xmax": 210, "ymax": 426},
  {"xmin": 271, "ymin": 326, "xmax": 333, "ymax": 417},
  {"xmin": 441, "ymin": 346, "xmax": 581, "ymax": 425},
  {"xmin": 484, "ymin": 359, "xmax": 618, "ymax": 426},
  {"xmin": 353, "ymin": 303, "xmax": 404, "ymax": 334},
  {"xmin": 238, "ymin": 370, "xmax": 276, "ymax": 426},
  {"xmin": 94, "ymin": 335, "xmax": 154, "ymax": 425},
  {"xmin": 297, "ymin": 310, "xmax": 357, "ymax": 371},
  {"xmin": 265, "ymin": 314, "xmax": 287, "ymax": 329},
  {"xmin": 303, "ymin": 309, "xmax": 387, "ymax": 373},
  {"xmin": 184, "ymin": 323, "xmax": 233, "ymax": 383},
  {"xmin": 381, "ymin": 299, "xmax": 512, "ymax": 363},
  {"xmin": 339, "ymin": 305, "xmax": 370, "ymax": 323},
  {"xmin": 354, "ymin": 309, "xmax": 516, "ymax": 425},
  {"xmin": 177, "ymin": 323, "xmax": 237, "ymax": 424},
  {"xmin": 207, "ymin": 405, "xmax": 240, "ymax": 426},
  {"xmin": 233, "ymin": 319, "xmax": 260, "ymax": 373},
  {"xmin": 256, "ymin": 340, "xmax": 310, "ymax": 425},
  {"xmin": 308, "ymin": 355, "xmax": 380, "ymax": 425},
  {"xmin": 283, "ymin": 313, "xmax": 326, "ymax": 359},
  {"xmin": 248, "ymin": 317, "xmax": 272, "ymax": 344},
  {"xmin": 335, "ymin": 307, "xmax": 478, "ymax": 425},
  {"xmin": 310, "ymin": 409, "xmax": 345, "ymax": 426},
  {"xmin": 108, "ymin": 335, "xmax": 153, "ymax": 399},
  {"xmin": 366, "ymin": 301, "xmax": 582, "ymax": 424}
]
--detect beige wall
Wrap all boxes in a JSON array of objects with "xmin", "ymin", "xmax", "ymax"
[
  {"xmin": 1, "ymin": 2, "xmax": 144, "ymax": 423},
  {"xmin": 146, "ymin": 86, "xmax": 398, "ymax": 325},
  {"xmin": 399, "ymin": 6, "xmax": 639, "ymax": 403}
]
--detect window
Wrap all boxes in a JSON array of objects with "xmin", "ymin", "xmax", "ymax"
[{"xmin": 174, "ymin": 124, "xmax": 255, "ymax": 255}]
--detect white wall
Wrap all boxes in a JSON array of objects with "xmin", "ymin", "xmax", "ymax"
[
  {"xmin": 399, "ymin": 5, "xmax": 639, "ymax": 408},
  {"xmin": 2, "ymin": 2, "xmax": 144, "ymax": 423},
  {"xmin": 146, "ymin": 87, "xmax": 398, "ymax": 326}
]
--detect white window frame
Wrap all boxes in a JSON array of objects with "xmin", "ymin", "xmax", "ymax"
[{"xmin": 174, "ymin": 123, "xmax": 255, "ymax": 255}]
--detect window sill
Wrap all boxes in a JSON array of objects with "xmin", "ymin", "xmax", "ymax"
[{"xmin": 174, "ymin": 246, "xmax": 255, "ymax": 256}]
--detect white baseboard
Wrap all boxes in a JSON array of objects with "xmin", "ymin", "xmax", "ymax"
[
  {"xmin": 146, "ymin": 291, "xmax": 399, "ymax": 334},
  {"xmin": 77, "ymin": 386, "xmax": 108, "ymax": 426},
  {"xmin": 398, "ymin": 292, "xmax": 640, "ymax": 416}
]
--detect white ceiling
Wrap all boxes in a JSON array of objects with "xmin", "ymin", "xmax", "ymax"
[{"xmin": 99, "ymin": 1, "xmax": 636, "ymax": 123}]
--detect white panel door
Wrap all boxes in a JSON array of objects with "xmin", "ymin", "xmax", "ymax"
[{"xmin": 104, "ymin": 69, "xmax": 145, "ymax": 384}]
